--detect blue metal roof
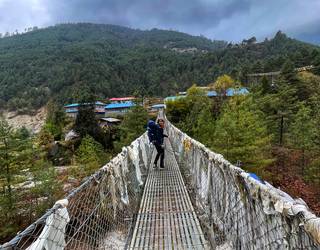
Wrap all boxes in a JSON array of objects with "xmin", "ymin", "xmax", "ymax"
[
  {"xmin": 64, "ymin": 101, "xmax": 106, "ymax": 108},
  {"xmin": 105, "ymin": 101, "xmax": 135, "ymax": 109},
  {"xmin": 207, "ymin": 88, "xmax": 249, "ymax": 97},
  {"xmin": 66, "ymin": 110, "xmax": 105, "ymax": 114},
  {"xmin": 226, "ymin": 87, "xmax": 249, "ymax": 96},
  {"xmin": 207, "ymin": 91, "xmax": 218, "ymax": 97},
  {"xmin": 165, "ymin": 88, "xmax": 249, "ymax": 101},
  {"xmin": 65, "ymin": 103, "xmax": 79, "ymax": 108}
]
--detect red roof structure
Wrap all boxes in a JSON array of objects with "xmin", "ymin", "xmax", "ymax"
[{"xmin": 109, "ymin": 97, "xmax": 135, "ymax": 101}]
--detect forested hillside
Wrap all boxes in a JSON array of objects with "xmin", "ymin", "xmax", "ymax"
[{"xmin": 0, "ymin": 23, "xmax": 320, "ymax": 112}]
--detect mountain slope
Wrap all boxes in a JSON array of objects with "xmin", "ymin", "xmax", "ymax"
[{"xmin": 0, "ymin": 24, "xmax": 319, "ymax": 112}]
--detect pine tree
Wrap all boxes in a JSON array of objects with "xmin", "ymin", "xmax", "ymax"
[
  {"xmin": 260, "ymin": 75, "xmax": 272, "ymax": 94},
  {"xmin": 183, "ymin": 84, "xmax": 212, "ymax": 135},
  {"xmin": 0, "ymin": 119, "xmax": 15, "ymax": 214},
  {"xmin": 313, "ymin": 54, "xmax": 320, "ymax": 75},
  {"xmin": 251, "ymin": 61, "xmax": 264, "ymax": 73},
  {"xmin": 76, "ymin": 135, "xmax": 107, "ymax": 176},
  {"xmin": 257, "ymin": 70, "xmax": 298, "ymax": 146},
  {"xmin": 31, "ymin": 160, "xmax": 61, "ymax": 216},
  {"xmin": 280, "ymin": 59, "xmax": 297, "ymax": 83},
  {"xmin": 273, "ymin": 83, "xmax": 298, "ymax": 145},
  {"xmin": 289, "ymin": 103, "xmax": 316, "ymax": 174},
  {"xmin": 74, "ymin": 104, "xmax": 98, "ymax": 137},
  {"xmin": 117, "ymin": 106, "xmax": 149, "ymax": 148},
  {"xmin": 74, "ymin": 103, "xmax": 110, "ymax": 148},
  {"xmin": 45, "ymin": 101, "xmax": 66, "ymax": 140},
  {"xmin": 166, "ymin": 98, "xmax": 190, "ymax": 124},
  {"xmin": 212, "ymin": 96, "xmax": 273, "ymax": 174},
  {"xmin": 0, "ymin": 118, "xmax": 42, "ymax": 238},
  {"xmin": 191, "ymin": 106, "xmax": 215, "ymax": 147}
]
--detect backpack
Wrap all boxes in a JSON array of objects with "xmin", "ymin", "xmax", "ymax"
[{"xmin": 147, "ymin": 120, "xmax": 157, "ymax": 143}]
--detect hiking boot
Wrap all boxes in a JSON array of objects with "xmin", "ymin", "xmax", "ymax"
[{"xmin": 159, "ymin": 166, "xmax": 165, "ymax": 170}]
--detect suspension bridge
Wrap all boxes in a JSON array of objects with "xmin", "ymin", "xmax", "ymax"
[
  {"xmin": 1, "ymin": 114, "xmax": 320, "ymax": 249},
  {"xmin": 246, "ymin": 65, "xmax": 317, "ymax": 85}
]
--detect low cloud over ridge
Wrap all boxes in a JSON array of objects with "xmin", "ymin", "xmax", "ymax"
[{"xmin": 0, "ymin": 0, "xmax": 319, "ymax": 44}]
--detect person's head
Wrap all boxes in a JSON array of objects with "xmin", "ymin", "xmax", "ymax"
[{"xmin": 158, "ymin": 119, "xmax": 165, "ymax": 128}]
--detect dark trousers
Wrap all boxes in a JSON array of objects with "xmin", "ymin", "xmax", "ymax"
[{"xmin": 154, "ymin": 144, "xmax": 164, "ymax": 167}]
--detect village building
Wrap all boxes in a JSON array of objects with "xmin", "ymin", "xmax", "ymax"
[
  {"xmin": 105, "ymin": 101, "xmax": 135, "ymax": 116},
  {"xmin": 164, "ymin": 87, "xmax": 249, "ymax": 103},
  {"xmin": 99, "ymin": 117, "xmax": 121, "ymax": 134},
  {"xmin": 207, "ymin": 87, "xmax": 249, "ymax": 97},
  {"xmin": 64, "ymin": 101, "xmax": 106, "ymax": 118},
  {"xmin": 99, "ymin": 117, "xmax": 121, "ymax": 127},
  {"xmin": 108, "ymin": 97, "xmax": 135, "ymax": 103}
]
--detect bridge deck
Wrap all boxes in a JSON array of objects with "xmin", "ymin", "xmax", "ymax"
[{"xmin": 129, "ymin": 139, "xmax": 208, "ymax": 249}]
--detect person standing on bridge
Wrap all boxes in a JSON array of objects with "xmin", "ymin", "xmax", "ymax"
[{"xmin": 147, "ymin": 119, "xmax": 168, "ymax": 169}]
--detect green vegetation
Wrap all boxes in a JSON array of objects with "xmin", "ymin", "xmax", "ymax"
[
  {"xmin": 167, "ymin": 68, "xmax": 320, "ymax": 189},
  {"xmin": 76, "ymin": 135, "xmax": 109, "ymax": 177},
  {"xmin": 0, "ymin": 118, "xmax": 61, "ymax": 240},
  {"xmin": 44, "ymin": 101, "xmax": 67, "ymax": 140},
  {"xmin": 74, "ymin": 105, "xmax": 111, "ymax": 147},
  {"xmin": 0, "ymin": 98, "xmax": 152, "ymax": 242},
  {"xmin": 167, "ymin": 82, "xmax": 273, "ymax": 176},
  {"xmin": 212, "ymin": 96, "xmax": 273, "ymax": 174},
  {"xmin": 1, "ymin": 23, "xmax": 320, "ymax": 240},
  {"xmin": 115, "ymin": 106, "xmax": 150, "ymax": 150},
  {"xmin": 212, "ymin": 74, "xmax": 236, "ymax": 95},
  {"xmin": 0, "ymin": 24, "xmax": 319, "ymax": 112}
]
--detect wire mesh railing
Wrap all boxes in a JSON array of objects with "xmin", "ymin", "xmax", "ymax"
[
  {"xmin": 166, "ymin": 117, "xmax": 320, "ymax": 249},
  {"xmin": 2, "ymin": 113, "xmax": 320, "ymax": 250},
  {"xmin": 1, "ymin": 132, "xmax": 152, "ymax": 250}
]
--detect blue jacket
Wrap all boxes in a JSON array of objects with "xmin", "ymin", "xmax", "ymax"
[{"xmin": 147, "ymin": 120, "xmax": 167, "ymax": 145}]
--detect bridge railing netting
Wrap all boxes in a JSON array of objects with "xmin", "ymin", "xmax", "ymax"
[
  {"xmin": 2, "ymin": 113, "xmax": 320, "ymax": 250},
  {"xmin": 1, "ymin": 133, "xmax": 152, "ymax": 250},
  {"xmin": 166, "ymin": 117, "xmax": 320, "ymax": 249}
]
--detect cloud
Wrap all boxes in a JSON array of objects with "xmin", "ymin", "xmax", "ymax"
[
  {"xmin": 0, "ymin": 0, "xmax": 50, "ymax": 34},
  {"xmin": 0, "ymin": 0, "xmax": 319, "ymax": 44}
]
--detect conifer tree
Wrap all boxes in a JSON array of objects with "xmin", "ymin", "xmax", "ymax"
[
  {"xmin": 45, "ymin": 101, "xmax": 66, "ymax": 140},
  {"xmin": 0, "ymin": 118, "xmax": 57, "ymax": 238},
  {"xmin": 117, "ymin": 106, "xmax": 149, "ymax": 148},
  {"xmin": 76, "ymin": 135, "xmax": 107, "ymax": 176},
  {"xmin": 280, "ymin": 59, "xmax": 297, "ymax": 83},
  {"xmin": 313, "ymin": 54, "xmax": 320, "ymax": 75},
  {"xmin": 289, "ymin": 103, "xmax": 316, "ymax": 174},
  {"xmin": 0, "ymin": 119, "xmax": 16, "ymax": 213},
  {"xmin": 260, "ymin": 75, "xmax": 272, "ymax": 94},
  {"xmin": 74, "ymin": 103, "xmax": 111, "ymax": 148},
  {"xmin": 191, "ymin": 106, "xmax": 215, "ymax": 146},
  {"xmin": 258, "ymin": 60, "xmax": 299, "ymax": 145},
  {"xmin": 212, "ymin": 96, "xmax": 273, "ymax": 174}
]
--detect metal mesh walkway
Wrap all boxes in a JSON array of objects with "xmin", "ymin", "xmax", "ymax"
[{"xmin": 129, "ymin": 139, "xmax": 208, "ymax": 249}]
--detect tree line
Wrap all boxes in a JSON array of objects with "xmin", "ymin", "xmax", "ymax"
[
  {"xmin": 167, "ymin": 62, "xmax": 320, "ymax": 213},
  {"xmin": 0, "ymin": 24, "xmax": 319, "ymax": 113}
]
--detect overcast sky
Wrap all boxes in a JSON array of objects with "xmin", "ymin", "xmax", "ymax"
[{"xmin": 0, "ymin": 0, "xmax": 319, "ymax": 44}]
